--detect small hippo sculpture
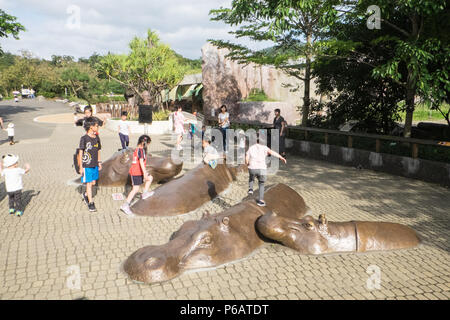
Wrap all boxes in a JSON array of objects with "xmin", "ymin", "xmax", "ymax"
[
  {"xmin": 124, "ymin": 183, "xmax": 309, "ymax": 283},
  {"xmin": 256, "ymin": 212, "xmax": 420, "ymax": 254},
  {"xmin": 95, "ymin": 149, "xmax": 182, "ymax": 187},
  {"xmin": 130, "ymin": 162, "xmax": 246, "ymax": 216}
]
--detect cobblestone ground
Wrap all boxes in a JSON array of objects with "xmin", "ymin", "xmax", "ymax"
[{"xmin": 0, "ymin": 107, "xmax": 449, "ymax": 300}]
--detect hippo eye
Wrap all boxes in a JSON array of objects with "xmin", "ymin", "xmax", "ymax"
[{"xmin": 302, "ymin": 222, "xmax": 315, "ymax": 230}]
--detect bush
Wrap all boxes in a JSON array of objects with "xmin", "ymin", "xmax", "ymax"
[
  {"xmin": 40, "ymin": 92, "xmax": 56, "ymax": 98},
  {"xmin": 152, "ymin": 110, "xmax": 171, "ymax": 121},
  {"xmin": 242, "ymin": 89, "xmax": 277, "ymax": 102}
]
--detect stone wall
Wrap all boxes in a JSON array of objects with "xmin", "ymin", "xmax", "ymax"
[
  {"xmin": 287, "ymin": 139, "xmax": 450, "ymax": 187},
  {"xmin": 201, "ymin": 43, "xmax": 322, "ymax": 124}
]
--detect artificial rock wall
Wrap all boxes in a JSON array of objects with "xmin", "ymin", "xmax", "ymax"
[{"xmin": 201, "ymin": 43, "xmax": 321, "ymax": 125}]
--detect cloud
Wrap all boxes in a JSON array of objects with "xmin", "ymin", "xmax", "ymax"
[{"xmin": 0, "ymin": 0, "xmax": 237, "ymax": 59}]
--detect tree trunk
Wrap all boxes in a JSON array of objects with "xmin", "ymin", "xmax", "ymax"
[
  {"xmin": 404, "ymin": 68, "xmax": 416, "ymax": 138},
  {"xmin": 302, "ymin": 33, "xmax": 312, "ymax": 126}
]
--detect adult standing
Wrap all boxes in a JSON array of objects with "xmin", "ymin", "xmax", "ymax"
[
  {"xmin": 218, "ymin": 105, "xmax": 230, "ymax": 153},
  {"xmin": 173, "ymin": 106, "xmax": 186, "ymax": 150},
  {"xmin": 273, "ymin": 108, "xmax": 286, "ymax": 158}
]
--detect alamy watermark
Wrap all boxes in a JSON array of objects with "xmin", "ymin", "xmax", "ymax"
[
  {"xmin": 367, "ymin": 5, "xmax": 381, "ymax": 30},
  {"xmin": 170, "ymin": 123, "xmax": 282, "ymax": 175},
  {"xmin": 66, "ymin": 265, "xmax": 81, "ymax": 290},
  {"xmin": 366, "ymin": 264, "xmax": 381, "ymax": 290},
  {"xmin": 66, "ymin": 5, "xmax": 81, "ymax": 30}
]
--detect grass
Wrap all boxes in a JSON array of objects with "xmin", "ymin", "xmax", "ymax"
[
  {"xmin": 400, "ymin": 103, "xmax": 449, "ymax": 122},
  {"xmin": 242, "ymin": 89, "xmax": 278, "ymax": 102}
]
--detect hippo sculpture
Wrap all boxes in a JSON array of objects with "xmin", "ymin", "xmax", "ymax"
[
  {"xmin": 123, "ymin": 183, "xmax": 309, "ymax": 283},
  {"xmin": 130, "ymin": 162, "xmax": 246, "ymax": 216},
  {"xmin": 256, "ymin": 212, "xmax": 420, "ymax": 254},
  {"xmin": 94, "ymin": 149, "xmax": 182, "ymax": 187}
]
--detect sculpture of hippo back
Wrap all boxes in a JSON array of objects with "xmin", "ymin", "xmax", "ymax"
[
  {"xmin": 96, "ymin": 149, "xmax": 182, "ymax": 187},
  {"xmin": 256, "ymin": 213, "xmax": 420, "ymax": 255},
  {"xmin": 123, "ymin": 183, "xmax": 309, "ymax": 283},
  {"xmin": 130, "ymin": 162, "xmax": 246, "ymax": 216}
]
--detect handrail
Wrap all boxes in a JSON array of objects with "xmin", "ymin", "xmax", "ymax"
[{"xmin": 205, "ymin": 118, "xmax": 449, "ymax": 160}]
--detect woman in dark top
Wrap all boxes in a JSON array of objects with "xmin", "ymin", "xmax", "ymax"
[{"xmin": 273, "ymin": 109, "xmax": 286, "ymax": 157}]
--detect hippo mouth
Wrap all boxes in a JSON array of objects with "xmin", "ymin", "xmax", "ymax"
[{"xmin": 123, "ymin": 245, "xmax": 183, "ymax": 283}]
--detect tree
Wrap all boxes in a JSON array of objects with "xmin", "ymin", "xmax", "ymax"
[
  {"xmin": 61, "ymin": 63, "xmax": 101, "ymax": 102},
  {"xmin": 335, "ymin": 0, "xmax": 449, "ymax": 136},
  {"xmin": 312, "ymin": 13, "xmax": 405, "ymax": 134},
  {"xmin": 0, "ymin": 9, "xmax": 25, "ymax": 54},
  {"xmin": 97, "ymin": 30, "xmax": 186, "ymax": 108},
  {"xmin": 209, "ymin": 0, "xmax": 339, "ymax": 125}
]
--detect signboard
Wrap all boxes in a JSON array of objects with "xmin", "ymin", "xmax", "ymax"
[{"xmin": 138, "ymin": 105, "xmax": 153, "ymax": 124}]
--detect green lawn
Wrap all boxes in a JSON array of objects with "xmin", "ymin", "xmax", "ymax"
[{"xmin": 400, "ymin": 103, "xmax": 449, "ymax": 122}]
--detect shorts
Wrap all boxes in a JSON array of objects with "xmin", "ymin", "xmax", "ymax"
[
  {"xmin": 175, "ymin": 126, "xmax": 185, "ymax": 135},
  {"xmin": 249, "ymin": 169, "xmax": 267, "ymax": 183},
  {"xmin": 81, "ymin": 166, "xmax": 99, "ymax": 183},
  {"xmin": 131, "ymin": 175, "xmax": 144, "ymax": 186}
]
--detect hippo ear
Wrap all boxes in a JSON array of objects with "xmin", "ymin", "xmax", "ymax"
[{"xmin": 319, "ymin": 214, "xmax": 327, "ymax": 225}]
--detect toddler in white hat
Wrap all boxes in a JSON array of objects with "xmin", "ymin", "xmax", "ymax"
[
  {"xmin": 3, "ymin": 123, "xmax": 15, "ymax": 145},
  {"xmin": 0, "ymin": 154, "xmax": 30, "ymax": 216}
]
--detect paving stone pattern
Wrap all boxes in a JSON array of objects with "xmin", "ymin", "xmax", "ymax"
[{"xmin": 0, "ymin": 105, "xmax": 449, "ymax": 300}]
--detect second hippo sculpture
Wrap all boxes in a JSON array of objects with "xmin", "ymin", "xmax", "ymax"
[
  {"xmin": 96, "ymin": 149, "xmax": 183, "ymax": 187},
  {"xmin": 130, "ymin": 162, "xmax": 246, "ymax": 216},
  {"xmin": 123, "ymin": 183, "xmax": 309, "ymax": 283},
  {"xmin": 256, "ymin": 212, "xmax": 420, "ymax": 254}
]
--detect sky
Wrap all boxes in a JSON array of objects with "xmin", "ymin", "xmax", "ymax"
[{"xmin": 0, "ymin": 0, "xmax": 250, "ymax": 60}]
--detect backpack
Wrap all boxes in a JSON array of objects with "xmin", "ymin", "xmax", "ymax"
[{"xmin": 73, "ymin": 148, "xmax": 81, "ymax": 174}]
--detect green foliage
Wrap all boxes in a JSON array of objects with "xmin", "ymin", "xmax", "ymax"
[
  {"xmin": 242, "ymin": 88, "xmax": 276, "ymax": 102},
  {"xmin": 0, "ymin": 9, "xmax": 25, "ymax": 54},
  {"xmin": 97, "ymin": 29, "xmax": 187, "ymax": 107},
  {"xmin": 152, "ymin": 110, "xmax": 171, "ymax": 121}
]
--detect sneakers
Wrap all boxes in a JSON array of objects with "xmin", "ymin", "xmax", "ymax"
[
  {"xmin": 82, "ymin": 192, "xmax": 89, "ymax": 205},
  {"xmin": 9, "ymin": 208, "xmax": 15, "ymax": 215},
  {"xmin": 120, "ymin": 203, "xmax": 133, "ymax": 215},
  {"xmin": 15, "ymin": 210, "xmax": 23, "ymax": 217},
  {"xmin": 141, "ymin": 191, "xmax": 155, "ymax": 200},
  {"xmin": 88, "ymin": 202, "xmax": 97, "ymax": 212},
  {"xmin": 248, "ymin": 189, "xmax": 254, "ymax": 195},
  {"xmin": 256, "ymin": 200, "xmax": 266, "ymax": 207}
]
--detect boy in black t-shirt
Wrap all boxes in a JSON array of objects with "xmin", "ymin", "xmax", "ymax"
[{"xmin": 78, "ymin": 117, "xmax": 102, "ymax": 212}]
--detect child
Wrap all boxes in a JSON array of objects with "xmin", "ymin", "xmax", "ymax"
[
  {"xmin": 120, "ymin": 135, "xmax": 154, "ymax": 215},
  {"xmin": 3, "ymin": 123, "xmax": 15, "ymax": 145},
  {"xmin": 246, "ymin": 133, "xmax": 286, "ymax": 207},
  {"xmin": 14, "ymin": 95, "xmax": 19, "ymax": 103},
  {"xmin": 202, "ymin": 137, "xmax": 220, "ymax": 169},
  {"xmin": 78, "ymin": 117, "xmax": 102, "ymax": 212},
  {"xmin": 118, "ymin": 111, "xmax": 130, "ymax": 151},
  {"xmin": 173, "ymin": 106, "xmax": 186, "ymax": 150},
  {"xmin": 75, "ymin": 105, "xmax": 104, "ymax": 129},
  {"xmin": 0, "ymin": 154, "xmax": 30, "ymax": 216}
]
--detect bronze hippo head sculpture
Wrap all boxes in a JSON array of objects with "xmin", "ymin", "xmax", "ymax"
[
  {"xmin": 130, "ymin": 162, "xmax": 246, "ymax": 216},
  {"xmin": 256, "ymin": 213, "xmax": 420, "ymax": 255},
  {"xmin": 94, "ymin": 149, "xmax": 182, "ymax": 187},
  {"xmin": 123, "ymin": 183, "xmax": 309, "ymax": 283}
]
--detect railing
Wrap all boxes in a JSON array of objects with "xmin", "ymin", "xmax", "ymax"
[
  {"xmin": 95, "ymin": 102, "xmax": 138, "ymax": 119},
  {"xmin": 205, "ymin": 118, "xmax": 450, "ymax": 163}
]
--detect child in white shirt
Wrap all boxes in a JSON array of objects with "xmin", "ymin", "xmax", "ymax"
[
  {"xmin": 118, "ymin": 111, "xmax": 130, "ymax": 150},
  {"xmin": 3, "ymin": 123, "xmax": 15, "ymax": 145},
  {"xmin": 246, "ymin": 133, "xmax": 286, "ymax": 206},
  {"xmin": 0, "ymin": 154, "xmax": 30, "ymax": 216}
]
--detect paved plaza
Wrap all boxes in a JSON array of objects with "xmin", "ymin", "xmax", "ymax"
[{"xmin": 0, "ymin": 100, "xmax": 449, "ymax": 300}]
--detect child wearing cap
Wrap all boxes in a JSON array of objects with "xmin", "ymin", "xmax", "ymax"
[
  {"xmin": 0, "ymin": 154, "xmax": 30, "ymax": 216},
  {"xmin": 3, "ymin": 123, "xmax": 15, "ymax": 145}
]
